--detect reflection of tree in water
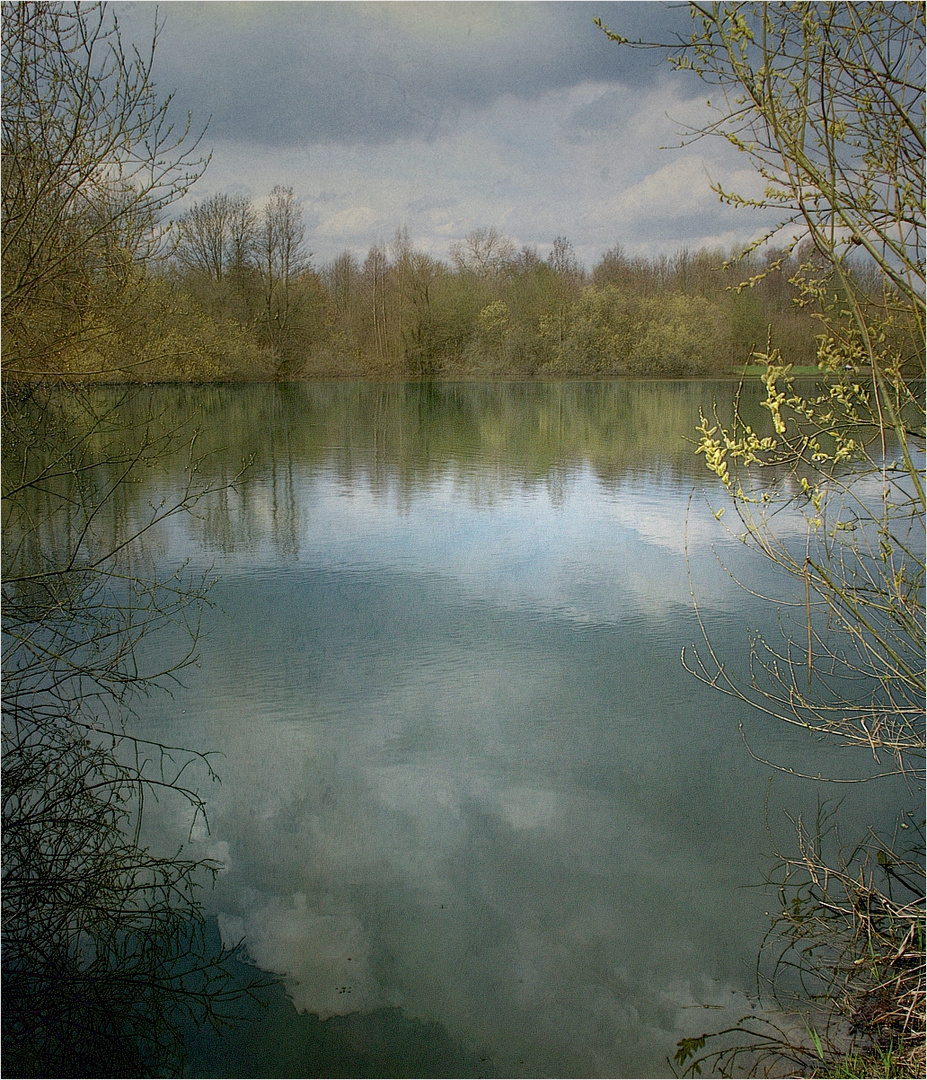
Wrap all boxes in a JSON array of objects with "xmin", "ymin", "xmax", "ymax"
[
  {"xmin": 1, "ymin": 385, "xmax": 266, "ymax": 1077},
  {"xmin": 187, "ymin": 998, "xmax": 498, "ymax": 1079},
  {"xmin": 302, "ymin": 1007, "xmax": 496, "ymax": 1079},
  {"xmin": 17, "ymin": 380, "xmax": 797, "ymax": 562}
]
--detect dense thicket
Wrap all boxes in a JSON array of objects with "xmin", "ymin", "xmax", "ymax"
[{"xmin": 92, "ymin": 217, "xmax": 827, "ymax": 380}]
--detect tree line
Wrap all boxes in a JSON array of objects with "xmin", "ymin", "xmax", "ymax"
[
  {"xmin": 7, "ymin": 148, "xmax": 837, "ymax": 383},
  {"xmin": 131, "ymin": 209, "xmax": 827, "ymax": 381},
  {"xmin": 2, "ymin": 1, "xmax": 917, "ymax": 390}
]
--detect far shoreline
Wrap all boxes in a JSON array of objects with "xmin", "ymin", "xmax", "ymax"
[{"xmin": 1, "ymin": 367, "xmax": 834, "ymax": 388}]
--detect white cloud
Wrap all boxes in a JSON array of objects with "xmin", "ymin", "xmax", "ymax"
[
  {"xmin": 219, "ymin": 898, "xmax": 380, "ymax": 1019},
  {"xmin": 321, "ymin": 205, "xmax": 381, "ymax": 238},
  {"xmin": 176, "ymin": 75, "xmax": 782, "ymax": 268},
  {"xmin": 610, "ymin": 156, "xmax": 719, "ymax": 220}
]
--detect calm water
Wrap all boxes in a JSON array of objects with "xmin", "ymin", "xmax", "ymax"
[{"xmin": 32, "ymin": 382, "xmax": 910, "ymax": 1077}]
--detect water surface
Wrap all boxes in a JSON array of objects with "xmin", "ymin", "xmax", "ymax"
[{"xmin": 80, "ymin": 381, "xmax": 901, "ymax": 1077}]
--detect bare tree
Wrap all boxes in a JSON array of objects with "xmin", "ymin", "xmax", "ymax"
[
  {"xmin": 257, "ymin": 185, "xmax": 311, "ymax": 365},
  {"xmin": 362, "ymin": 242, "xmax": 391, "ymax": 370},
  {"xmin": 175, "ymin": 192, "xmax": 257, "ymax": 282},
  {"xmin": 547, "ymin": 236, "xmax": 582, "ymax": 348},
  {"xmin": 547, "ymin": 236, "xmax": 580, "ymax": 280},
  {"xmin": 322, "ymin": 250, "xmax": 360, "ymax": 318},
  {"xmin": 513, "ymin": 244, "xmax": 542, "ymax": 273},
  {"xmin": 391, "ymin": 227, "xmax": 445, "ymax": 376},
  {"xmin": 449, "ymin": 226, "xmax": 516, "ymax": 278}
]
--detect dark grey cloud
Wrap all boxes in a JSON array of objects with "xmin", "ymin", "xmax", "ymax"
[
  {"xmin": 115, "ymin": 2, "xmax": 690, "ymax": 149},
  {"xmin": 110, "ymin": 2, "xmax": 776, "ymax": 265}
]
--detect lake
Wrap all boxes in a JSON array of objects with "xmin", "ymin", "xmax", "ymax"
[{"xmin": 11, "ymin": 381, "xmax": 907, "ymax": 1078}]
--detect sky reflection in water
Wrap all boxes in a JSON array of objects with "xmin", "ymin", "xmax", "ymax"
[{"xmin": 128, "ymin": 382, "xmax": 900, "ymax": 1078}]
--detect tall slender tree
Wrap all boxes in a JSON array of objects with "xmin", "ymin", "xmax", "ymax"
[{"xmin": 257, "ymin": 185, "xmax": 310, "ymax": 368}]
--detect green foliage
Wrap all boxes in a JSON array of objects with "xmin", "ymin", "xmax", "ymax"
[
  {"xmin": 61, "ymin": 269, "xmax": 273, "ymax": 381},
  {"xmin": 815, "ymin": 1046, "xmax": 907, "ymax": 1079},
  {"xmin": 544, "ymin": 285, "xmax": 632, "ymax": 374},
  {"xmin": 674, "ymin": 1034, "xmax": 707, "ymax": 1074},
  {"xmin": 4, "ymin": 180, "xmax": 827, "ymax": 381},
  {"xmin": 630, "ymin": 294, "xmax": 721, "ymax": 375},
  {"xmin": 147, "ymin": 225, "xmax": 823, "ymax": 380},
  {"xmin": 544, "ymin": 286, "xmax": 748, "ymax": 376}
]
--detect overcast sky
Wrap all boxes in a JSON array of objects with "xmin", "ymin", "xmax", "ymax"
[{"xmin": 115, "ymin": 1, "xmax": 775, "ymax": 269}]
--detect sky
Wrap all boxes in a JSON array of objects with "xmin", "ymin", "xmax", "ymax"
[{"xmin": 114, "ymin": 1, "xmax": 776, "ymax": 270}]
